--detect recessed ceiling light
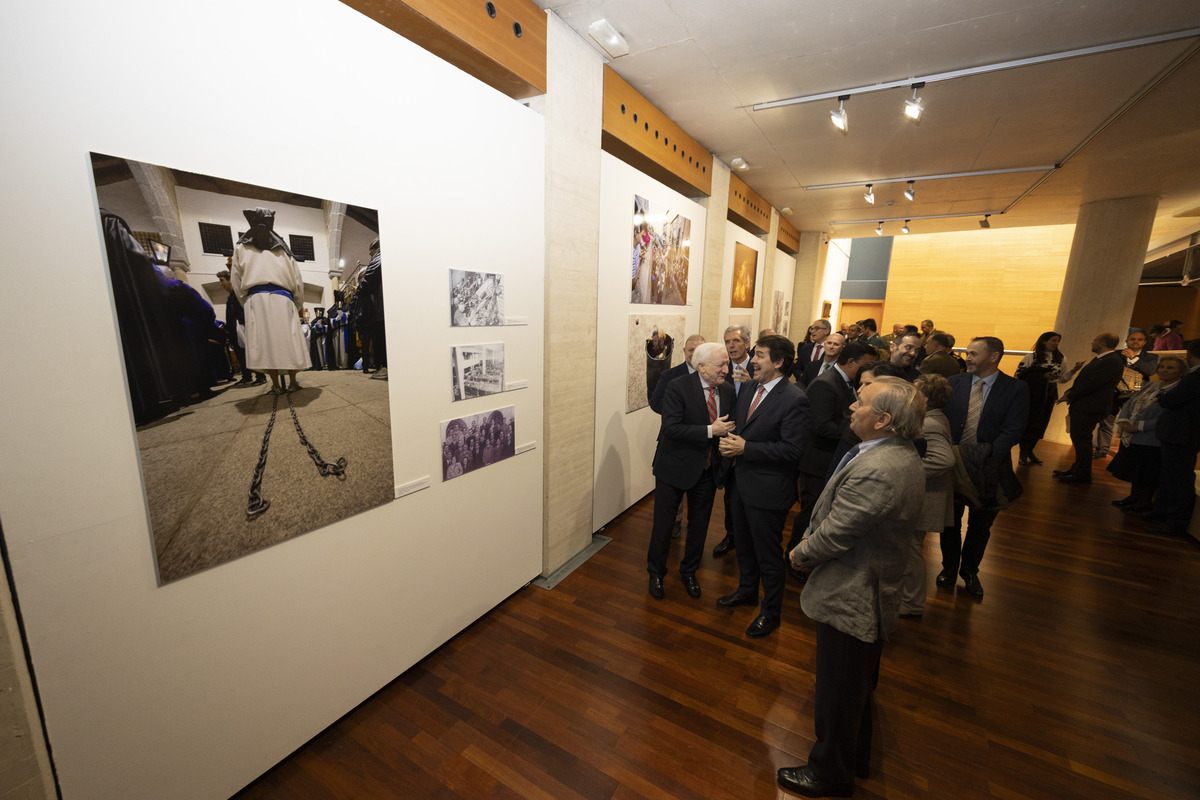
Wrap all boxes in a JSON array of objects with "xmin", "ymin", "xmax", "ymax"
[
  {"xmin": 587, "ymin": 19, "xmax": 629, "ymax": 58},
  {"xmin": 730, "ymin": 157, "xmax": 749, "ymax": 171}
]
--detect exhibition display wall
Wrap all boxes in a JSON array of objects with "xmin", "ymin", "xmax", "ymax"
[
  {"xmin": 770, "ymin": 250, "xmax": 798, "ymax": 340},
  {"xmin": 720, "ymin": 221, "xmax": 768, "ymax": 336},
  {"xmin": 0, "ymin": 1, "xmax": 544, "ymax": 798},
  {"xmin": 592, "ymin": 153, "xmax": 706, "ymax": 532}
]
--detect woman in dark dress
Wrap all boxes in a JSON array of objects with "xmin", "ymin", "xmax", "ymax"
[{"xmin": 1015, "ymin": 331, "xmax": 1083, "ymax": 465}]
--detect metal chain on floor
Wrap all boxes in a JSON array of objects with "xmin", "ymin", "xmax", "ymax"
[
  {"xmin": 246, "ymin": 391, "xmax": 279, "ymax": 518},
  {"xmin": 285, "ymin": 391, "xmax": 348, "ymax": 478}
]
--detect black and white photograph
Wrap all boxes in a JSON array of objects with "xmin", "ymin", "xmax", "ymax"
[
  {"xmin": 451, "ymin": 343, "xmax": 506, "ymax": 401},
  {"xmin": 450, "ymin": 269, "xmax": 506, "ymax": 326},
  {"xmin": 440, "ymin": 405, "xmax": 517, "ymax": 480},
  {"xmin": 90, "ymin": 152, "xmax": 394, "ymax": 585}
]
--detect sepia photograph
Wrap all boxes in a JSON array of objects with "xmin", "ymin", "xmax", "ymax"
[
  {"xmin": 90, "ymin": 152, "xmax": 394, "ymax": 585},
  {"xmin": 625, "ymin": 312, "xmax": 686, "ymax": 413},
  {"xmin": 451, "ymin": 343, "xmax": 506, "ymax": 401},
  {"xmin": 440, "ymin": 405, "xmax": 517, "ymax": 480},
  {"xmin": 631, "ymin": 193, "xmax": 691, "ymax": 305},
  {"xmin": 730, "ymin": 242, "xmax": 759, "ymax": 308},
  {"xmin": 450, "ymin": 269, "xmax": 505, "ymax": 326}
]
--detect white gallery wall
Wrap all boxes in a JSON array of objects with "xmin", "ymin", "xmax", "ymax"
[
  {"xmin": 720, "ymin": 221, "xmax": 768, "ymax": 333},
  {"xmin": 0, "ymin": 2, "xmax": 544, "ymax": 799},
  {"xmin": 771, "ymin": 249, "xmax": 798, "ymax": 339},
  {"xmin": 592, "ymin": 153, "xmax": 706, "ymax": 531}
]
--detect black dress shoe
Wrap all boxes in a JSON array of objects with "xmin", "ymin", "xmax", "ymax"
[
  {"xmin": 648, "ymin": 575, "xmax": 664, "ymax": 600},
  {"xmin": 1057, "ymin": 473, "xmax": 1092, "ymax": 484},
  {"xmin": 1052, "ymin": 468, "xmax": 1072, "ymax": 478},
  {"xmin": 963, "ymin": 573, "xmax": 984, "ymax": 598},
  {"xmin": 745, "ymin": 615, "xmax": 780, "ymax": 639},
  {"xmin": 935, "ymin": 568, "xmax": 955, "ymax": 589},
  {"xmin": 776, "ymin": 765, "xmax": 853, "ymax": 798},
  {"xmin": 717, "ymin": 591, "xmax": 758, "ymax": 608},
  {"xmin": 1027, "ymin": 454, "xmax": 1043, "ymax": 465},
  {"xmin": 1112, "ymin": 497, "xmax": 1135, "ymax": 507},
  {"xmin": 681, "ymin": 574, "xmax": 701, "ymax": 599},
  {"xmin": 712, "ymin": 536, "xmax": 735, "ymax": 557},
  {"xmin": 1018, "ymin": 455, "xmax": 1029, "ymax": 466}
]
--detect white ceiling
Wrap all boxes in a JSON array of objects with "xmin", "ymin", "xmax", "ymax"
[{"xmin": 535, "ymin": 0, "xmax": 1200, "ymax": 248}]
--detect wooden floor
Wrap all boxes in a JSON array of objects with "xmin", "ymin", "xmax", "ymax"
[{"xmin": 233, "ymin": 442, "xmax": 1200, "ymax": 799}]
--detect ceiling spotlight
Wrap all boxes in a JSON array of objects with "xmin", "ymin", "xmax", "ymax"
[
  {"xmin": 829, "ymin": 95, "xmax": 849, "ymax": 132},
  {"xmin": 904, "ymin": 181, "xmax": 915, "ymax": 201},
  {"xmin": 587, "ymin": 18, "xmax": 629, "ymax": 58},
  {"xmin": 730, "ymin": 157, "xmax": 749, "ymax": 171},
  {"xmin": 864, "ymin": 184, "xmax": 875, "ymax": 204},
  {"xmin": 904, "ymin": 83, "xmax": 925, "ymax": 121},
  {"xmin": 901, "ymin": 220, "xmax": 910, "ymax": 234},
  {"xmin": 980, "ymin": 214, "xmax": 991, "ymax": 229},
  {"xmin": 781, "ymin": 207, "xmax": 793, "ymax": 215},
  {"xmin": 875, "ymin": 222, "xmax": 884, "ymax": 235}
]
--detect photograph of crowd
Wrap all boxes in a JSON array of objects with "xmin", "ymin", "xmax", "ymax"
[
  {"xmin": 730, "ymin": 242, "xmax": 758, "ymax": 308},
  {"xmin": 631, "ymin": 194, "xmax": 691, "ymax": 306},
  {"xmin": 451, "ymin": 343, "xmax": 505, "ymax": 401},
  {"xmin": 90, "ymin": 152, "xmax": 393, "ymax": 584},
  {"xmin": 440, "ymin": 406, "xmax": 517, "ymax": 481},
  {"xmin": 625, "ymin": 313, "xmax": 686, "ymax": 413},
  {"xmin": 450, "ymin": 269, "xmax": 505, "ymax": 327}
]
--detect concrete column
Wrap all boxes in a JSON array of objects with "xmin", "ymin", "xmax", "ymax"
[
  {"xmin": 540, "ymin": 12, "xmax": 603, "ymax": 574},
  {"xmin": 791, "ymin": 230, "xmax": 825, "ymax": 334},
  {"xmin": 1045, "ymin": 196, "xmax": 1158, "ymax": 444},
  {"xmin": 699, "ymin": 161, "xmax": 730, "ymax": 341}
]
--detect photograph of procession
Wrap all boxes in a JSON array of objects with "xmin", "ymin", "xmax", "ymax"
[{"xmin": 631, "ymin": 194, "xmax": 691, "ymax": 305}]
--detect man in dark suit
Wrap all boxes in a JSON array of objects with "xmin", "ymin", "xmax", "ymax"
[
  {"xmin": 939, "ymin": 336, "xmax": 1029, "ymax": 599},
  {"xmin": 919, "ymin": 331, "xmax": 961, "ymax": 378},
  {"xmin": 713, "ymin": 325, "xmax": 757, "ymax": 558},
  {"xmin": 716, "ymin": 334, "xmax": 809, "ymax": 638},
  {"xmin": 887, "ymin": 331, "xmax": 923, "ymax": 382},
  {"xmin": 1150, "ymin": 339, "xmax": 1200, "ymax": 536},
  {"xmin": 796, "ymin": 319, "xmax": 833, "ymax": 367},
  {"xmin": 649, "ymin": 334, "xmax": 705, "ymax": 414},
  {"xmin": 646, "ymin": 342, "xmax": 735, "ymax": 600},
  {"xmin": 1053, "ymin": 333, "xmax": 1123, "ymax": 483},
  {"xmin": 795, "ymin": 332, "xmax": 845, "ymax": 388},
  {"xmin": 787, "ymin": 341, "xmax": 877, "ymax": 554}
]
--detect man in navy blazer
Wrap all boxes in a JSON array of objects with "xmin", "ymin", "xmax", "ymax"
[
  {"xmin": 648, "ymin": 334, "xmax": 705, "ymax": 414},
  {"xmin": 1151, "ymin": 338, "xmax": 1200, "ymax": 535},
  {"xmin": 717, "ymin": 334, "xmax": 809, "ymax": 638},
  {"xmin": 1052, "ymin": 332, "xmax": 1123, "ymax": 483},
  {"xmin": 646, "ymin": 342, "xmax": 735, "ymax": 600},
  {"xmin": 939, "ymin": 336, "xmax": 1029, "ymax": 598}
]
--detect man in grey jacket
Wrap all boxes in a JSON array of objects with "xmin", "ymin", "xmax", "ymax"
[{"xmin": 779, "ymin": 377, "xmax": 925, "ymax": 798}]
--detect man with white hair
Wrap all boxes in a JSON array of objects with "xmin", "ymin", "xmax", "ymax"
[{"xmin": 646, "ymin": 342, "xmax": 735, "ymax": 600}]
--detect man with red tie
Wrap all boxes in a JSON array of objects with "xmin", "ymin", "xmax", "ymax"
[
  {"xmin": 646, "ymin": 342, "xmax": 736, "ymax": 600},
  {"xmin": 717, "ymin": 334, "xmax": 810, "ymax": 638}
]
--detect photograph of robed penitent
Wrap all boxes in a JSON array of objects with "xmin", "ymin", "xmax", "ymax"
[
  {"xmin": 90, "ymin": 152, "xmax": 395, "ymax": 585},
  {"xmin": 440, "ymin": 406, "xmax": 516, "ymax": 480},
  {"xmin": 451, "ymin": 343, "xmax": 505, "ymax": 401},
  {"xmin": 450, "ymin": 269, "xmax": 505, "ymax": 327}
]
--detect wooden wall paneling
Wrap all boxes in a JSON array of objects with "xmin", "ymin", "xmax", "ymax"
[
  {"xmin": 777, "ymin": 216, "xmax": 800, "ymax": 254},
  {"xmin": 601, "ymin": 67, "xmax": 713, "ymax": 198},
  {"xmin": 339, "ymin": 0, "xmax": 547, "ymax": 99},
  {"xmin": 727, "ymin": 173, "xmax": 770, "ymax": 236}
]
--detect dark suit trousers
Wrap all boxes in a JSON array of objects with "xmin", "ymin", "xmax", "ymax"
[
  {"xmin": 807, "ymin": 622, "xmax": 884, "ymax": 787},
  {"xmin": 786, "ymin": 471, "xmax": 825, "ymax": 552},
  {"xmin": 940, "ymin": 499, "xmax": 999, "ymax": 577},
  {"xmin": 727, "ymin": 471, "xmax": 787, "ymax": 619},
  {"xmin": 1153, "ymin": 443, "xmax": 1199, "ymax": 526},
  {"xmin": 647, "ymin": 470, "xmax": 716, "ymax": 578},
  {"xmin": 1069, "ymin": 411, "xmax": 1104, "ymax": 475}
]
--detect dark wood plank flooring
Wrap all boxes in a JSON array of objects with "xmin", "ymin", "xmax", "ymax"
[{"xmin": 234, "ymin": 442, "xmax": 1200, "ymax": 799}]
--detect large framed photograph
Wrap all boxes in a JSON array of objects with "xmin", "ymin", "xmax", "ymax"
[
  {"xmin": 451, "ymin": 343, "xmax": 505, "ymax": 401},
  {"xmin": 450, "ymin": 269, "xmax": 505, "ymax": 326},
  {"xmin": 626, "ymin": 312, "xmax": 686, "ymax": 413},
  {"xmin": 90, "ymin": 152, "xmax": 393, "ymax": 585},
  {"xmin": 631, "ymin": 194, "xmax": 691, "ymax": 305},
  {"xmin": 440, "ymin": 406, "xmax": 516, "ymax": 480},
  {"xmin": 731, "ymin": 242, "xmax": 758, "ymax": 308}
]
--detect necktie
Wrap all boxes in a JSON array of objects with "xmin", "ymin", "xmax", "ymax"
[
  {"xmin": 747, "ymin": 385, "xmax": 765, "ymax": 419},
  {"xmin": 830, "ymin": 443, "xmax": 862, "ymax": 477},
  {"xmin": 813, "ymin": 344, "xmax": 823, "ymax": 362},
  {"xmin": 706, "ymin": 386, "xmax": 717, "ymax": 423},
  {"xmin": 820, "ymin": 361, "xmax": 832, "ymax": 374},
  {"xmin": 962, "ymin": 379, "xmax": 984, "ymax": 444}
]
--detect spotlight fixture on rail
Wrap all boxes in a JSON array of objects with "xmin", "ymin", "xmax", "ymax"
[
  {"xmin": 904, "ymin": 181, "xmax": 915, "ymax": 201},
  {"xmin": 830, "ymin": 95, "xmax": 849, "ymax": 132},
  {"xmin": 875, "ymin": 221, "xmax": 884, "ymax": 235},
  {"xmin": 980, "ymin": 214, "xmax": 991, "ymax": 229},
  {"xmin": 904, "ymin": 83, "xmax": 925, "ymax": 121},
  {"xmin": 901, "ymin": 220, "xmax": 911, "ymax": 234},
  {"xmin": 864, "ymin": 184, "xmax": 875, "ymax": 204}
]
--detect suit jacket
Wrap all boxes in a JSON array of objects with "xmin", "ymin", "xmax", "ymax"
[
  {"xmin": 730, "ymin": 356, "xmax": 757, "ymax": 396},
  {"xmin": 649, "ymin": 361, "xmax": 691, "ymax": 414},
  {"xmin": 652, "ymin": 371, "xmax": 735, "ymax": 490},
  {"xmin": 797, "ymin": 357, "xmax": 838, "ymax": 388},
  {"xmin": 1157, "ymin": 366, "xmax": 1200, "ymax": 449},
  {"xmin": 919, "ymin": 351, "xmax": 961, "ymax": 378},
  {"xmin": 919, "ymin": 409, "xmax": 956, "ymax": 531},
  {"xmin": 945, "ymin": 371, "xmax": 1030, "ymax": 453},
  {"xmin": 800, "ymin": 367, "xmax": 856, "ymax": 477},
  {"xmin": 796, "ymin": 436, "xmax": 925, "ymax": 643},
  {"xmin": 1064, "ymin": 351, "xmax": 1124, "ymax": 418},
  {"xmin": 726, "ymin": 378, "xmax": 809, "ymax": 510},
  {"xmin": 797, "ymin": 340, "xmax": 827, "ymax": 367}
]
